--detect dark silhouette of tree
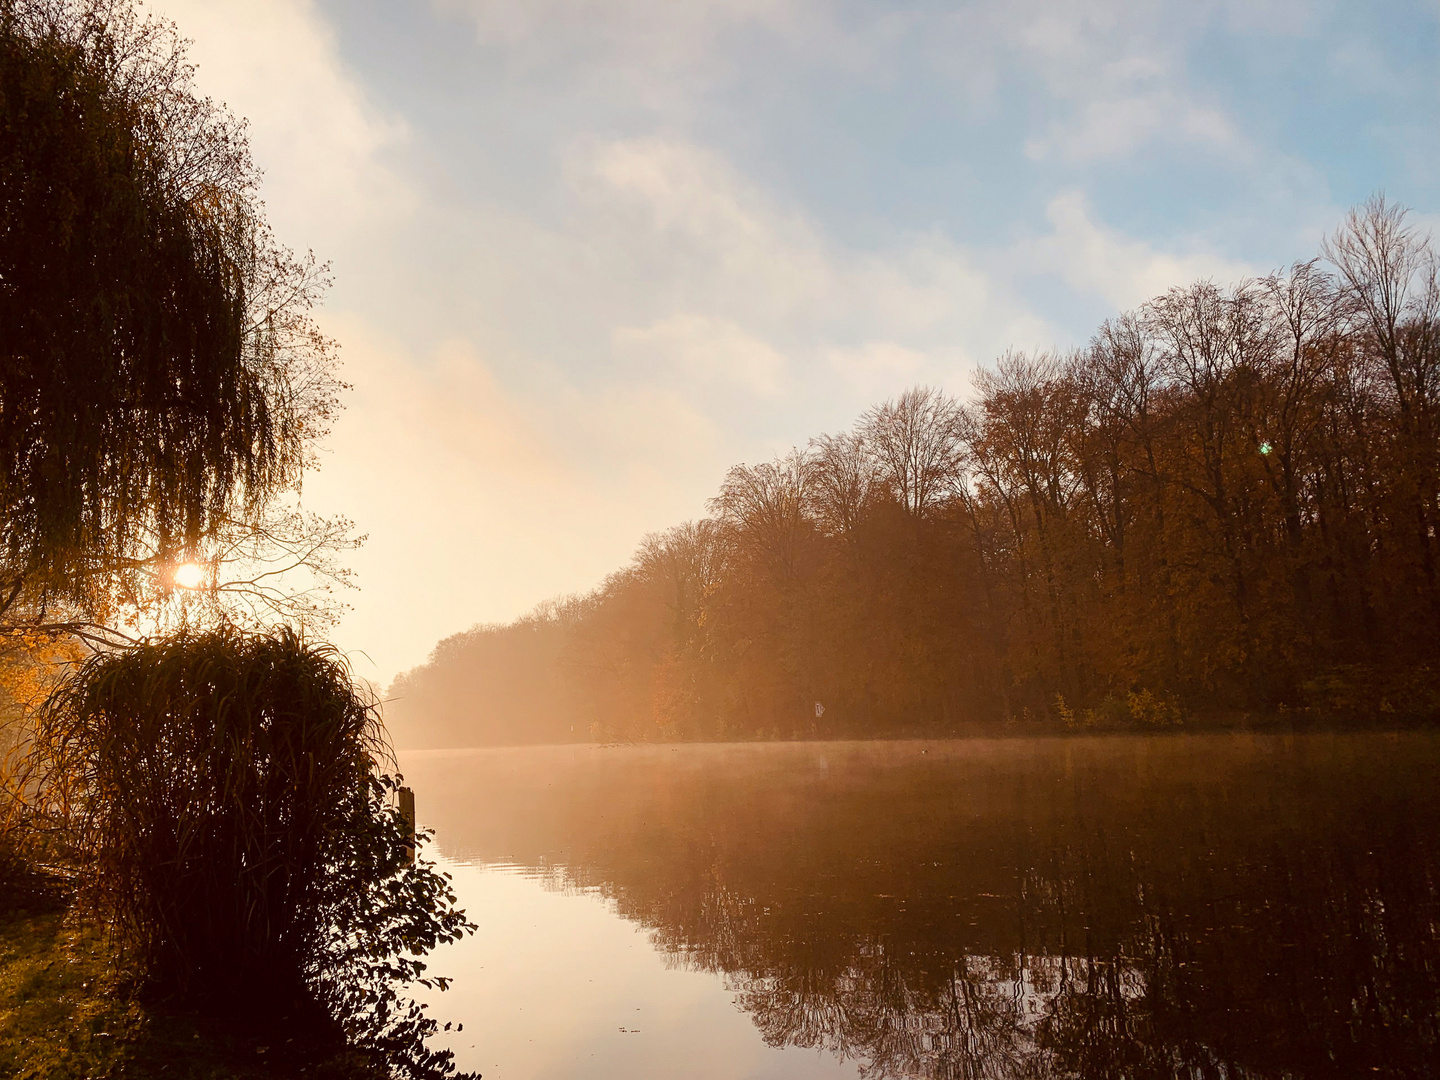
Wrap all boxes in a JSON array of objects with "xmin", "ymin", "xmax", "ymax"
[
  {"xmin": 36, "ymin": 626, "xmax": 475, "ymax": 1078},
  {"xmin": 0, "ymin": 0, "xmax": 346, "ymax": 643}
]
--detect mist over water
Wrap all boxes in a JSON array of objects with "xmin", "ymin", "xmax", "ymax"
[{"xmin": 402, "ymin": 734, "xmax": 1440, "ymax": 1079}]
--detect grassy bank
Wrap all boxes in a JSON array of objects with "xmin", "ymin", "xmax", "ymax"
[{"xmin": 0, "ymin": 872, "xmax": 382, "ymax": 1080}]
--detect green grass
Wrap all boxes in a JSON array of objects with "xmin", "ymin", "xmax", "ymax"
[{"xmin": 0, "ymin": 874, "xmax": 386, "ymax": 1080}]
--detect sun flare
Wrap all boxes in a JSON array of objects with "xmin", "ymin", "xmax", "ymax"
[{"xmin": 174, "ymin": 562, "xmax": 205, "ymax": 589}]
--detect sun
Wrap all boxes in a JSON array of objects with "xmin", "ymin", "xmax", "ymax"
[{"xmin": 174, "ymin": 562, "xmax": 206, "ymax": 589}]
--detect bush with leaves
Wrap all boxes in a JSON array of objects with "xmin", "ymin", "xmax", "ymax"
[
  {"xmin": 35, "ymin": 626, "xmax": 476, "ymax": 1078},
  {"xmin": 314, "ymin": 771, "xmax": 476, "ymax": 1078}
]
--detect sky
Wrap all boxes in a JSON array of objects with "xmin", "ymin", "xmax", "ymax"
[{"xmin": 148, "ymin": 0, "xmax": 1440, "ymax": 687}]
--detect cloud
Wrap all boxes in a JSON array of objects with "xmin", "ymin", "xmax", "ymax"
[
  {"xmin": 825, "ymin": 342, "xmax": 929, "ymax": 396},
  {"xmin": 1021, "ymin": 192, "xmax": 1257, "ymax": 310},
  {"xmin": 960, "ymin": 0, "xmax": 1250, "ymax": 164},
  {"xmin": 438, "ymin": 0, "xmax": 806, "ymax": 51},
  {"xmin": 434, "ymin": 0, "xmax": 1285, "ymax": 171},
  {"xmin": 578, "ymin": 137, "xmax": 833, "ymax": 321},
  {"xmin": 407, "ymin": 340, "xmax": 565, "ymax": 484},
  {"xmin": 1025, "ymin": 94, "xmax": 1238, "ymax": 163},
  {"xmin": 142, "ymin": 1, "xmax": 1332, "ymax": 685},
  {"xmin": 614, "ymin": 316, "xmax": 789, "ymax": 398},
  {"xmin": 151, "ymin": 0, "xmax": 413, "ymax": 249},
  {"xmin": 301, "ymin": 314, "xmax": 729, "ymax": 683},
  {"xmin": 432, "ymin": 0, "xmax": 826, "ymax": 111},
  {"xmin": 572, "ymin": 135, "xmax": 1048, "ymax": 359}
]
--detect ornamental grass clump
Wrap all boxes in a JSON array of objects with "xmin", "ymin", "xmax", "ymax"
[{"xmin": 35, "ymin": 626, "xmax": 474, "ymax": 1078}]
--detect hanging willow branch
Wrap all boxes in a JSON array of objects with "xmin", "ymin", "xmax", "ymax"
[{"xmin": 0, "ymin": 0, "xmax": 344, "ymax": 631}]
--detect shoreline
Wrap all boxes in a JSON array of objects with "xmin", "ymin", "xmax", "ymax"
[{"xmin": 391, "ymin": 715, "xmax": 1436, "ymax": 753}]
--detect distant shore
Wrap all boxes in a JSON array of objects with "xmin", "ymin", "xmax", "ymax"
[{"xmin": 390, "ymin": 710, "xmax": 1435, "ymax": 753}]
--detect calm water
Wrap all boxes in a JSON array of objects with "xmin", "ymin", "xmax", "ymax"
[{"xmin": 399, "ymin": 735, "xmax": 1440, "ymax": 1079}]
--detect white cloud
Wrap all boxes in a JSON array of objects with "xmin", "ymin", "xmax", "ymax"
[
  {"xmin": 1022, "ymin": 192, "xmax": 1256, "ymax": 309},
  {"xmin": 966, "ymin": 0, "xmax": 1250, "ymax": 164},
  {"xmin": 825, "ymin": 342, "xmax": 929, "ymax": 396},
  {"xmin": 439, "ymin": 0, "xmax": 805, "ymax": 50},
  {"xmin": 406, "ymin": 340, "xmax": 565, "ymax": 484},
  {"xmin": 151, "ymin": 0, "xmax": 413, "ymax": 249},
  {"xmin": 432, "ymin": 0, "xmax": 828, "ymax": 112},
  {"xmin": 429, "ymin": 0, "xmax": 1346, "ymax": 176},
  {"xmin": 917, "ymin": 0, "xmax": 1316, "ymax": 167},
  {"xmin": 302, "ymin": 314, "xmax": 730, "ymax": 683},
  {"xmin": 572, "ymin": 135, "xmax": 1047, "ymax": 357},
  {"xmin": 1026, "ymin": 94, "xmax": 1238, "ymax": 163},
  {"xmin": 578, "ymin": 137, "xmax": 833, "ymax": 321},
  {"xmin": 614, "ymin": 316, "xmax": 789, "ymax": 398}
]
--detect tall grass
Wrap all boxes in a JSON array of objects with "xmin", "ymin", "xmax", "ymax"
[
  {"xmin": 37, "ymin": 627, "xmax": 385, "ymax": 1003},
  {"xmin": 32, "ymin": 627, "xmax": 474, "ymax": 1079}
]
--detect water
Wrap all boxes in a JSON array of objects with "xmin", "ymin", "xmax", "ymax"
[{"xmin": 398, "ymin": 734, "xmax": 1440, "ymax": 1079}]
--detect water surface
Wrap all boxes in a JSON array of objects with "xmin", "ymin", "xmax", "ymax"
[{"xmin": 401, "ymin": 734, "xmax": 1440, "ymax": 1079}]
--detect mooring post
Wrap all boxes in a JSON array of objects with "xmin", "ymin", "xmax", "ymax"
[{"xmin": 399, "ymin": 785, "xmax": 416, "ymax": 866}]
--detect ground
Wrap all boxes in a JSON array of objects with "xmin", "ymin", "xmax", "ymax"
[{"xmin": 0, "ymin": 870, "xmax": 382, "ymax": 1080}]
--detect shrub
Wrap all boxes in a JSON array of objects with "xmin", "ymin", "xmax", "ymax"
[
  {"xmin": 34, "ymin": 626, "xmax": 475, "ymax": 1078},
  {"xmin": 1126, "ymin": 688, "xmax": 1184, "ymax": 727}
]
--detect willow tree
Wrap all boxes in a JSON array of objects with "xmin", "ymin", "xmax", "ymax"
[{"xmin": 0, "ymin": 0, "xmax": 345, "ymax": 642}]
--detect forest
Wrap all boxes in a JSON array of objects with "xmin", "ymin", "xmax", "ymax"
[{"xmin": 388, "ymin": 198, "xmax": 1440, "ymax": 747}]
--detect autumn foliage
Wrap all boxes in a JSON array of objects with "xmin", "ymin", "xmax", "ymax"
[{"xmin": 391, "ymin": 199, "xmax": 1440, "ymax": 744}]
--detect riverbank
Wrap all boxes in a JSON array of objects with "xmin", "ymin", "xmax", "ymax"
[
  {"xmin": 395, "ymin": 706, "xmax": 1439, "ymax": 752},
  {"xmin": 0, "ymin": 870, "xmax": 381, "ymax": 1080}
]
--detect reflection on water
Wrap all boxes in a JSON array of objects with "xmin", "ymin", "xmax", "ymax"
[{"xmin": 401, "ymin": 735, "xmax": 1440, "ymax": 1079}]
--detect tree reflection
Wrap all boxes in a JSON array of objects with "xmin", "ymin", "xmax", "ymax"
[{"xmin": 406, "ymin": 736, "xmax": 1440, "ymax": 1078}]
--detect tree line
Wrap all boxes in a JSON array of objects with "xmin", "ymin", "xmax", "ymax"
[{"xmin": 390, "ymin": 197, "xmax": 1440, "ymax": 746}]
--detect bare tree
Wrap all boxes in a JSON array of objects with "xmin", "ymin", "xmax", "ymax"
[
  {"xmin": 1324, "ymin": 196, "xmax": 1440, "ymax": 419},
  {"xmin": 1324, "ymin": 196, "xmax": 1440, "ymax": 611},
  {"xmin": 710, "ymin": 450, "xmax": 811, "ymax": 580},
  {"xmin": 859, "ymin": 387, "xmax": 966, "ymax": 517},
  {"xmin": 636, "ymin": 519, "xmax": 726, "ymax": 629},
  {"xmin": 805, "ymin": 432, "xmax": 880, "ymax": 540},
  {"xmin": 968, "ymin": 353, "xmax": 1083, "ymax": 526}
]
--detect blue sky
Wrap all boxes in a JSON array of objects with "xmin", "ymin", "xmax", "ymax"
[{"xmin": 152, "ymin": 0, "xmax": 1440, "ymax": 683}]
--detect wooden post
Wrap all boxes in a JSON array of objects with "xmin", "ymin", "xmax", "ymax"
[{"xmin": 399, "ymin": 785, "xmax": 416, "ymax": 866}]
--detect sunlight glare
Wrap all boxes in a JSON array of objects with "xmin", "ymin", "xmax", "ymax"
[{"xmin": 174, "ymin": 562, "xmax": 205, "ymax": 589}]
